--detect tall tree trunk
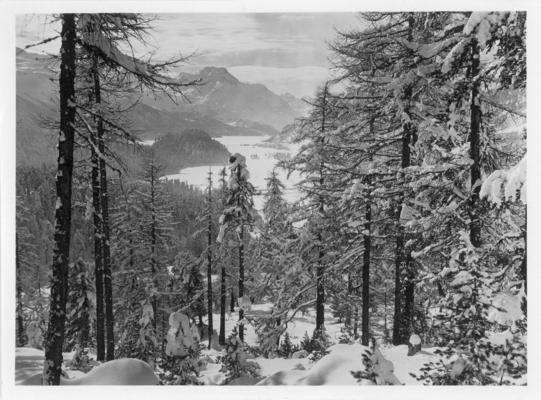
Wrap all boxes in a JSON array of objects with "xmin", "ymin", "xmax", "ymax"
[
  {"xmin": 345, "ymin": 273, "xmax": 352, "ymax": 327},
  {"xmin": 315, "ymin": 84, "xmax": 328, "ymax": 334},
  {"xmin": 238, "ymin": 224, "xmax": 245, "ymax": 342},
  {"xmin": 402, "ymin": 252, "xmax": 415, "ymax": 336},
  {"xmin": 392, "ymin": 108, "xmax": 415, "ymax": 345},
  {"xmin": 150, "ymin": 164, "xmax": 158, "ymax": 335},
  {"xmin": 392, "ymin": 15, "xmax": 417, "ymax": 346},
  {"xmin": 352, "ymin": 305, "xmax": 358, "ymax": 339},
  {"xmin": 392, "ymin": 230, "xmax": 404, "ymax": 345},
  {"xmin": 219, "ymin": 262, "xmax": 226, "ymax": 345},
  {"xmin": 361, "ymin": 181, "xmax": 372, "ymax": 346},
  {"xmin": 79, "ymin": 273, "xmax": 90, "ymax": 348},
  {"xmin": 206, "ymin": 171, "xmax": 213, "ymax": 349},
  {"xmin": 90, "ymin": 54, "xmax": 105, "ymax": 362},
  {"xmin": 93, "ymin": 53, "xmax": 114, "ymax": 361},
  {"xmin": 230, "ymin": 288, "xmax": 235, "ymax": 312},
  {"xmin": 315, "ymin": 244, "xmax": 325, "ymax": 333},
  {"xmin": 469, "ymin": 38, "xmax": 482, "ymax": 248},
  {"xmin": 521, "ymin": 207, "xmax": 527, "ymax": 293},
  {"xmin": 43, "ymin": 13, "xmax": 76, "ymax": 385},
  {"xmin": 16, "ymin": 235, "xmax": 26, "ymax": 347}
]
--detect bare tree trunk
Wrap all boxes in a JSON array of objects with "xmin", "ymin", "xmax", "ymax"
[
  {"xmin": 345, "ymin": 273, "xmax": 352, "ymax": 327},
  {"xmin": 90, "ymin": 54, "xmax": 105, "ymax": 361},
  {"xmin": 315, "ymin": 84, "xmax": 328, "ymax": 334},
  {"xmin": 16, "ymin": 235, "xmax": 26, "ymax": 347},
  {"xmin": 361, "ymin": 182, "xmax": 372, "ymax": 346},
  {"xmin": 469, "ymin": 38, "xmax": 482, "ymax": 248},
  {"xmin": 392, "ymin": 15, "xmax": 417, "ymax": 346},
  {"xmin": 219, "ymin": 262, "xmax": 226, "ymax": 345},
  {"xmin": 43, "ymin": 13, "xmax": 76, "ymax": 385},
  {"xmin": 206, "ymin": 171, "xmax": 213, "ymax": 349},
  {"xmin": 150, "ymin": 164, "xmax": 158, "ymax": 333},
  {"xmin": 238, "ymin": 224, "xmax": 245, "ymax": 342},
  {"xmin": 92, "ymin": 53, "xmax": 114, "ymax": 361}
]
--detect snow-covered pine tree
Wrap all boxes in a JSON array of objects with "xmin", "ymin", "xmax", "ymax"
[
  {"xmin": 220, "ymin": 326, "xmax": 260, "ymax": 384},
  {"xmin": 217, "ymin": 154, "xmax": 256, "ymax": 342},
  {"xmin": 139, "ymin": 156, "xmax": 174, "ymax": 354},
  {"xmin": 193, "ymin": 169, "xmax": 216, "ymax": 348},
  {"xmin": 287, "ymin": 83, "xmax": 345, "ymax": 338},
  {"xmin": 405, "ymin": 11, "xmax": 527, "ymax": 384},
  {"xmin": 217, "ymin": 167, "xmax": 228, "ymax": 345},
  {"xmin": 205, "ymin": 170, "xmax": 214, "ymax": 349},
  {"xmin": 65, "ymin": 259, "xmax": 94, "ymax": 351}
]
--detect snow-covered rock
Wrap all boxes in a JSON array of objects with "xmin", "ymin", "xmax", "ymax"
[
  {"xmin": 407, "ymin": 334, "xmax": 422, "ymax": 356},
  {"xmin": 291, "ymin": 350, "xmax": 309, "ymax": 359},
  {"xmin": 257, "ymin": 343, "xmax": 369, "ymax": 385},
  {"xmin": 166, "ymin": 312, "xmax": 200, "ymax": 357},
  {"xmin": 22, "ymin": 358, "xmax": 158, "ymax": 385},
  {"xmin": 487, "ymin": 290, "xmax": 524, "ymax": 326}
]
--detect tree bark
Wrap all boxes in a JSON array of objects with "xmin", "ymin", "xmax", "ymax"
[
  {"xmin": 393, "ymin": 101, "xmax": 415, "ymax": 345},
  {"xmin": 16, "ymin": 235, "xmax": 26, "ymax": 347},
  {"xmin": 469, "ymin": 38, "xmax": 482, "ymax": 248},
  {"xmin": 93, "ymin": 53, "xmax": 114, "ymax": 361},
  {"xmin": 361, "ymin": 181, "xmax": 372, "ymax": 346},
  {"xmin": 90, "ymin": 54, "xmax": 105, "ymax": 362},
  {"xmin": 345, "ymin": 273, "xmax": 352, "ymax": 327},
  {"xmin": 392, "ymin": 17, "xmax": 418, "ymax": 342},
  {"xmin": 219, "ymin": 262, "xmax": 226, "ymax": 345},
  {"xmin": 206, "ymin": 172, "xmax": 213, "ymax": 349},
  {"xmin": 315, "ymin": 84, "xmax": 328, "ymax": 334},
  {"xmin": 43, "ymin": 13, "xmax": 76, "ymax": 385},
  {"xmin": 238, "ymin": 224, "xmax": 245, "ymax": 342},
  {"xmin": 150, "ymin": 163, "xmax": 158, "ymax": 333}
]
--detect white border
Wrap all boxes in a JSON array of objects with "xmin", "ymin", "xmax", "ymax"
[{"xmin": 2, "ymin": 1, "xmax": 540, "ymax": 400}]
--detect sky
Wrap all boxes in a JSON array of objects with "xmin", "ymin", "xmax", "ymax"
[{"xmin": 16, "ymin": 13, "xmax": 361, "ymax": 98}]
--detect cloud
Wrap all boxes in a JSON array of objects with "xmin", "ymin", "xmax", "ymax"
[{"xmin": 16, "ymin": 12, "xmax": 362, "ymax": 98}]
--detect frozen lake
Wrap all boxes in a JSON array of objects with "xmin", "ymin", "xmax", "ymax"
[{"xmin": 163, "ymin": 136, "xmax": 302, "ymax": 212}]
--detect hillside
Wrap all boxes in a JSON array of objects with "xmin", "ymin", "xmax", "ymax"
[
  {"xmin": 151, "ymin": 129, "xmax": 230, "ymax": 174},
  {"xmin": 15, "ymin": 48, "xmax": 291, "ymax": 167}
]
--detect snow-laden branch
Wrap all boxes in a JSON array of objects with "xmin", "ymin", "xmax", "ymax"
[{"xmin": 480, "ymin": 155, "xmax": 526, "ymax": 205}]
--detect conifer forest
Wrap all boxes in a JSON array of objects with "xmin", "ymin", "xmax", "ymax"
[{"xmin": 12, "ymin": 11, "xmax": 527, "ymax": 387}]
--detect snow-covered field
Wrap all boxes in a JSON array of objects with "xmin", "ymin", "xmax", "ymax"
[
  {"xmin": 163, "ymin": 136, "xmax": 302, "ymax": 211},
  {"xmin": 15, "ymin": 302, "xmax": 446, "ymax": 386}
]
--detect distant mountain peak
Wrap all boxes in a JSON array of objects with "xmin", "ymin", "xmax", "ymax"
[{"xmin": 199, "ymin": 66, "xmax": 239, "ymax": 84}]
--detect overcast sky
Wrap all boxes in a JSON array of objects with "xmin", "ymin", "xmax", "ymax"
[{"xmin": 16, "ymin": 13, "xmax": 361, "ymax": 98}]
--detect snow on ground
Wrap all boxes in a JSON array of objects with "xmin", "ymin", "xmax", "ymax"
[
  {"xmin": 15, "ymin": 347, "xmax": 86, "ymax": 384},
  {"xmin": 14, "ymin": 304, "xmax": 456, "ymax": 386},
  {"xmin": 380, "ymin": 345, "xmax": 441, "ymax": 385},
  {"xmin": 256, "ymin": 343, "xmax": 370, "ymax": 385}
]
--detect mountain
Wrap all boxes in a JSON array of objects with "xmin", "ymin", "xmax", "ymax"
[
  {"xmin": 127, "ymin": 102, "xmax": 277, "ymax": 140},
  {"xmin": 159, "ymin": 66, "xmax": 299, "ymax": 130},
  {"xmin": 15, "ymin": 48, "xmax": 302, "ymax": 168}
]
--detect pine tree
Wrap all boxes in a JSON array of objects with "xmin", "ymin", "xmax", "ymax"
[
  {"xmin": 220, "ymin": 327, "xmax": 260, "ymax": 384},
  {"xmin": 218, "ymin": 167, "xmax": 228, "ymax": 345},
  {"xmin": 202, "ymin": 170, "xmax": 214, "ymax": 349},
  {"xmin": 42, "ymin": 13, "xmax": 77, "ymax": 385},
  {"xmin": 65, "ymin": 259, "xmax": 94, "ymax": 352},
  {"xmin": 217, "ymin": 154, "xmax": 255, "ymax": 342}
]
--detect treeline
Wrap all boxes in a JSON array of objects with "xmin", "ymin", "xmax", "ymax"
[{"xmin": 247, "ymin": 11, "xmax": 527, "ymax": 384}]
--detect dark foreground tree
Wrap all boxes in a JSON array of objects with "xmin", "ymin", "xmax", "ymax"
[{"xmin": 42, "ymin": 13, "xmax": 77, "ymax": 385}]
